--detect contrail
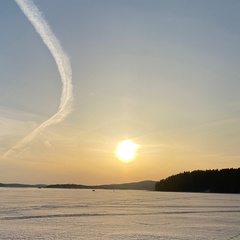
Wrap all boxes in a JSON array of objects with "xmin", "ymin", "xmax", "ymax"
[{"xmin": 1, "ymin": 0, "xmax": 73, "ymax": 159}]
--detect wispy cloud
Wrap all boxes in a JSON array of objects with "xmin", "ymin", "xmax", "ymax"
[{"xmin": 1, "ymin": 0, "xmax": 73, "ymax": 159}]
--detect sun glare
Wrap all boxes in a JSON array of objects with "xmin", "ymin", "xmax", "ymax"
[{"xmin": 116, "ymin": 140, "xmax": 139, "ymax": 162}]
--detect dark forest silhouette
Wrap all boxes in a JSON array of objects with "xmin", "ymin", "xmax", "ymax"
[
  {"xmin": 2, "ymin": 168, "xmax": 240, "ymax": 193},
  {"xmin": 155, "ymin": 168, "xmax": 240, "ymax": 193}
]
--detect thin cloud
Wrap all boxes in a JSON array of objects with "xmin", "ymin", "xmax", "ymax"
[{"xmin": 1, "ymin": 0, "xmax": 73, "ymax": 159}]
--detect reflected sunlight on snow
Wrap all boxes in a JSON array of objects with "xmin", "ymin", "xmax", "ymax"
[{"xmin": 0, "ymin": 189, "xmax": 240, "ymax": 239}]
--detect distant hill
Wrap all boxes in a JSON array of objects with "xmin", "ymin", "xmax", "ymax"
[
  {"xmin": 155, "ymin": 168, "xmax": 240, "ymax": 193},
  {"xmin": 46, "ymin": 180, "xmax": 156, "ymax": 191},
  {"xmin": 46, "ymin": 184, "xmax": 88, "ymax": 189},
  {"xmin": 94, "ymin": 180, "xmax": 156, "ymax": 190},
  {"xmin": 0, "ymin": 181, "xmax": 156, "ymax": 191},
  {"xmin": 0, "ymin": 183, "xmax": 46, "ymax": 188}
]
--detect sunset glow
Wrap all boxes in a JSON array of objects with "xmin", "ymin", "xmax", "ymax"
[
  {"xmin": 1, "ymin": 0, "xmax": 240, "ymax": 185},
  {"xmin": 116, "ymin": 140, "xmax": 139, "ymax": 162}
]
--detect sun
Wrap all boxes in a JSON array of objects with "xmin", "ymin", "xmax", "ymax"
[{"xmin": 116, "ymin": 140, "xmax": 139, "ymax": 162}]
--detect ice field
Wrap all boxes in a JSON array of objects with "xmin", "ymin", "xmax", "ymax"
[{"xmin": 0, "ymin": 188, "xmax": 240, "ymax": 239}]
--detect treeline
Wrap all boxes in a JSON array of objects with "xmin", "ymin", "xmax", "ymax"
[
  {"xmin": 45, "ymin": 181, "xmax": 156, "ymax": 191},
  {"xmin": 46, "ymin": 184, "xmax": 88, "ymax": 189},
  {"xmin": 0, "ymin": 181, "xmax": 156, "ymax": 191},
  {"xmin": 155, "ymin": 168, "xmax": 240, "ymax": 193},
  {"xmin": 0, "ymin": 183, "xmax": 46, "ymax": 188}
]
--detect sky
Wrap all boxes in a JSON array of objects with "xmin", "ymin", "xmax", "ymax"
[{"xmin": 0, "ymin": 0, "xmax": 240, "ymax": 185}]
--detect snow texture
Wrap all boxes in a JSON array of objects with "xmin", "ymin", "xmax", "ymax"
[{"xmin": 0, "ymin": 189, "xmax": 240, "ymax": 239}]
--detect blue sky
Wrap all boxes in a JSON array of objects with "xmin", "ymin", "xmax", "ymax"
[{"xmin": 0, "ymin": 0, "xmax": 240, "ymax": 184}]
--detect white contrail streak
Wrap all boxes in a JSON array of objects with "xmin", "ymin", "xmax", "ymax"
[{"xmin": 1, "ymin": 0, "xmax": 73, "ymax": 159}]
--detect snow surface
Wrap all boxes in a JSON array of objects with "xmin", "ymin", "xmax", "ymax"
[{"xmin": 0, "ymin": 188, "xmax": 240, "ymax": 239}]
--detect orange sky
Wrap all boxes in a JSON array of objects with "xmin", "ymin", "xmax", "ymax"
[{"xmin": 0, "ymin": 0, "xmax": 240, "ymax": 184}]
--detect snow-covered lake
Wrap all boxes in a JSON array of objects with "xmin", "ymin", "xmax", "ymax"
[{"xmin": 0, "ymin": 188, "xmax": 240, "ymax": 239}]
